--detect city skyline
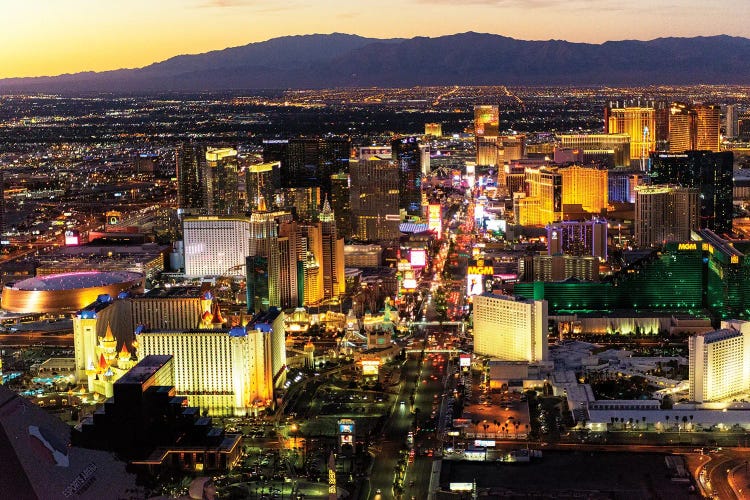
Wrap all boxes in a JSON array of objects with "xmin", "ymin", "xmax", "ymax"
[{"xmin": 1, "ymin": 0, "xmax": 748, "ymax": 79}]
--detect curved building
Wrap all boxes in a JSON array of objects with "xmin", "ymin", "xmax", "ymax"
[{"xmin": 2, "ymin": 271, "xmax": 144, "ymax": 313}]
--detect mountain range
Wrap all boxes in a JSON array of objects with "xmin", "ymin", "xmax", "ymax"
[{"xmin": 3, "ymin": 32, "xmax": 750, "ymax": 93}]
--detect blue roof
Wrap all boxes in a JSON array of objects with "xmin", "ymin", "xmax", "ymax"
[{"xmin": 229, "ymin": 326, "xmax": 247, "ymax": 337}]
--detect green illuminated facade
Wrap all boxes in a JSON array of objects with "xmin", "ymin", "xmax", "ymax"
[{"xmin": 515, "ymin": 231, "xmax": 750, "ymax": 321}]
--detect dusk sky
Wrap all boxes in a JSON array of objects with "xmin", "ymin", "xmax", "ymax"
[{"xmin": 2, "ymin": 0, "xmax": 748, "ymax": 79}]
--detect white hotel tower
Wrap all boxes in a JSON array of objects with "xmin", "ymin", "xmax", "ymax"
[
  {"xmin": 183, "ymin": 216, "xmax": 251, "ymax": 277},
  {"xmin": 473, "ymin": 293, "xmax": 548, "ymax": 362},
  {"xmin": 689, "ymin": 321, "xmax": 750, "ymax": 403}
]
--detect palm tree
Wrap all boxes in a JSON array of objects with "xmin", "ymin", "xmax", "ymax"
[
  {"xmin": 493, "ymin": 419, "xmax": 500, "ymax": 437},
  {"xmin": 665, "ymin": 415, "xmax": 670, "ymax": 429},
  {"xmin": 483, "ymin": 423, "xmax": 490, "ymax": 438},
  {"xmin": 472, "ymin": 419, "xmax": 480, "ymax": 437}
]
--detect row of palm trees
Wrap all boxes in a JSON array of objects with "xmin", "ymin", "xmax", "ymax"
[
  {"xmin": 609, "ymin": 414, "xmax": 695, "ymax": 431},
  {"xmin": 470, "ymin": 418, "xmax": 530, "ymax": 438}
]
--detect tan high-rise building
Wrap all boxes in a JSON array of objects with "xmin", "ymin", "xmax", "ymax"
[
  {"xmin": 474, "ymin": 105, "xmax": 500, "ymax": 166},
  {"xmin": 635, "ymin": 185, "xmax": 699, "ymax": 247},
  {"xmin": 607, "ymin": 106, "xmax": 656, "ymax": 167},
  {"xmin": 516, "ymin": 167, "xmax": 562, "ymax": 226},
  {"xmin": 558, "ymin": 133, "xmax": 631, "ymax": 167},
  {"xmin": 668, "ymin": 102, "xmax": 697, "ymax": 153},
  {"xmin": 695, "ymin": 104, "xmax": 721, "ymax": 152},
  {"xmin": 424, "ymin": 122, "xmax": 442, "ymax": 137},
  {"xmin": 299, "ymin": 223, "xmax": 324, "ymax": 305},
  {"xmin": 560, "ymin": 165, "xmax": 608, "ymax": 215}
]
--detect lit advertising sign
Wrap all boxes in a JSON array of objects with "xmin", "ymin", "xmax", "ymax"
[
  {"xmin": 467, "ymin": 265, "xmax": 493, "ymax": 275},
  {"xmin": 428, "ymin": 204, "xmax": 442, "ymax": 238},
  {"xmin": 474, "ymin": 439, "xmax": 496, "ymax": 448},
  {"xmin": 64, "ymin": 230, "xmax": 80, "ymax": 246},
  {"xmin": 339, "ymin": 420, "xmax": 354, "ymax": 433},
  {"xmin": 678, "ymin": 242, "xmax": 697, "ymax": 251},
  {"xmin": 450, "ymin": 483, "xmax": 474, "ymax": 492},
  {"xmin": 397, "ymin": 260, "xmax": 412, "ymax": 271},
  {"xmin": 459, "ymin": 354, "xmax": 471, "ymax": 367},
  {"xmin": 410, "ymin": 249, "xmax": 426, "ymax": 268},
  {"xmin": 402, "ymin": 279, "xmax": 418, "ymax": 290},
  {"xmin": 340, "ymin": 434, "xmax": 353, "ymax": 444},
  {"xmin": 361, "ymin": 360, "xmax": 380, "ymax": 376},
  {"xmin": 467, "ymin": 274, "xmax": 484, "ymax": 296}
]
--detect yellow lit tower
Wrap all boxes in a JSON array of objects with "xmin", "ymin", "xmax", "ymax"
[
  {"xmin": 694, "ymin": 104, "xmax": 721, "ymax": 152},
  {"xmin": 474, "ymin": 105, "xmax": 500, "ymax": 166},
  {"xmin": 607, "ymin": 104, "xmax": 656, "ymax": 170}
]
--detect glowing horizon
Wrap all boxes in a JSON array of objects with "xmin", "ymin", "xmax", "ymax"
[{"xmin": 0, "ymin": 0, "xmax": 746, "ymax": 79}]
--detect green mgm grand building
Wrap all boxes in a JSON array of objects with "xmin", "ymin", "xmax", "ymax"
[{"xmin": 514, "ymin": 229, "xmax": 750, "ymax": 323}]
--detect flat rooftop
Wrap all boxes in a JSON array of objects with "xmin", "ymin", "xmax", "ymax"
[{"xmin": 116, "ymin": 355, "xmax": 172, "ymax": 385}]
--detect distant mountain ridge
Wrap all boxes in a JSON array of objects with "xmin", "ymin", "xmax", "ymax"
[{"xmin": 3, "ymin": 32, "xmax": 750, "ymax": 92}]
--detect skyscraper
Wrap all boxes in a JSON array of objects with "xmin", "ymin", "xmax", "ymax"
[
  {"xmin": 634, "ymin": 185, "xmax": 699, "ymax": 247},
  {"xmin": 263, "ymin": 137, "xmax": 351, "ymax": 197},
  {"xmin": 205, "ymin": 147, "xmax": 239, "ymax": 216},
  {"xmin": 330, "ymin": 172, "xmax": 352, "ymax": 240},
  {"xmin": 246, "ymin": 161, "xmax": 280, "ymax": 212},
  {"xmin": 650, "ymin": 151, "xmax": 733, "ymax": 234},
  {"xmin": 183, "ymin": 217, "xmax": 251, "ymax": 277},
  {"xmin": 694, "ymin": 104, "xmax": 721, "ymax": 152},
  {"xmin": 517, "ymin": 167, "xmax": 562, "ymax": 226},
  {"xmin": 473, "ymin": 293, "xmax": 548, "ymax": 362},
  {"xmin": 559, "ymin": 165, "xmax": 608, "ymax": 215},
  {"xmin": 668, "ymin": 102, "xmax": 696, "ymax": 153},
  {"xmin": 726, "ymin": 104, "xmax": 739, "ymax": 139},
  {"xmin": 349, "ymin": 156, "xmax": 401, "ymax": 241},
  {"xmin": 176, "ymin": 143, "xmax": 207, "ymax": 213},
  {"xmin": 606, "ymin": 105, "xmax": 656, "ymax": 169},
  {"xmin": 557, "ymin": 133, "xmax": 631, "ymax": 167},
  {"xmin": 319, "ymin": 199, "xmax": 345, "ymax": 299},
  {"xmin": 689, "ymin": 324, "xmax": 750, "ymax": 403},
  {"xmin": 474, "ymin": 105, "xmax": 500, "ymax": 166},
  {"xmin": 391, "ymin": 136, "xmax": 423, "ymax": 217}
]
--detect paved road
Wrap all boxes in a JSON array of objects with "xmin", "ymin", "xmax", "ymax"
[{"xmin": 366, "ymin": 357, "xmax": 421, "ymax": 499}]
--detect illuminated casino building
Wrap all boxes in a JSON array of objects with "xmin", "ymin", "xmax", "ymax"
[
  {"xmin": 473, "ymin": 293, "xmax": 548, "ymax": 362},
  {"xmin": 606, "ymin": 104, "xmax": 656, "ymax": 168},
  {"xmin": 694, "ymin": 104, "xmax": 721, "ymax": 152},
  {"xmin": 559, "ymin": 165, "xmax": 608, "ymax": 215},
  {"xmin": 135, "ymin": 308, "xmax": 286, "ymax": 416},
  {"xmin": 73, "ymin": 355, "xmax": 242, "ymax": 472},
  {"xmin": 425, "ymin": 122, "xmax": 442, "ymax": 137},
  {"xmin": 668, "ymin": 102, "xmax": 696, "ymax": 153},
  {"xmin": 391, "ymin": 136, "xmax": 424, "ymax": 217},
  {"xmin": 516, "ymin": 230, "xmax": 750, "ymax": 322},
  {"xmin": 689, "ymin": 323, "xmax": 750, "ymax": 403},
  {"xmin": 558, "ymin": 133, "xmax": 631, "ymax": 167},
  {"xmin": 514, "ymin": 167, "xmax": 562, "ymax": 226},
  {"xmin": 474, "ymin": 105, "xmax": 500, "ymax": 166},
  {"xmin": 183, "ymin": 216, "xmax": 251, "ymax": 277},
  {"xmin": 1, "ymin": 270, "xmax": 144, "ymax": 314}
]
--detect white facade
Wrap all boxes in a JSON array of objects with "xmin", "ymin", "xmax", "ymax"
[
  {"xmin": 473, "ymin": 293, "xmax": 548, "ymax": 362},
  {"xmin": 689, "ymin": 324, "xmax": 750, "ymax": 403},
  {"xmin": 137, "ymin": 327, "xmax": 273, "ymax": 416},
  {"xmin": 183, "ymin": 217, "xmax": 251, "ymax": 277}
]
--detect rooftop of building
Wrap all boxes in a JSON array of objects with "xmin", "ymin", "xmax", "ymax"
[
  {"xmin": 478, "ymin": 291, "xmax": 536, "ymax": 304},
  {"xmin": 7, "ymin": 270, "xmax": 142, "ymax": 291},
  {"xmin": 250, "ymin": 307, "xmax": 282, "ymax": 327},
  {"xmin": 142, "ymin": 286, "xmax": 204, "ymax": 299},
  {"xmin": 0, "ymin": 386, "xmax": 138, "ymax": 497},
  {"xmin": 698, "ymin": 328, "xmax": 743, "ymax": 343},
  {"xmin": 116, "ymin": 355, "xmax": 172, "ymax": 386}
]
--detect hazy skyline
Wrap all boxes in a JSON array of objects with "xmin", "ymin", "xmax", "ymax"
[{"xmin": 2, "ymin": 0, "xmax": 747, "ymax": 79}]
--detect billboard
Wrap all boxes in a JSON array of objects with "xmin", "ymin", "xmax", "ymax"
[
  {"xmin": 410, "ymin": 249, "xmax": 426, "ymax": 268},
  {"xmin": 361, "ymin": 360, "xmax": 380, "ymax": 376},
  {"xmin": 474, "ymin": 439, "xmax": 496, "ymax": 448},
  {"xmin": 459, "ymin": 354, "xmax": 471, "ymax": 368},
  {"xmin": 428, "ymin": 204, "xmax": 442, "ymax": 238},
  {"xmin": 467, "ymin": 274, "xmax": 484, "ymax": 296},
  {"xmin": 64, "ymin": 230, "xmax": 80, "ymax": 246}
]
